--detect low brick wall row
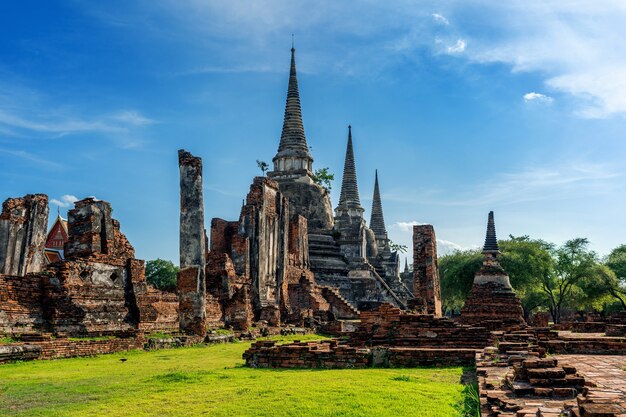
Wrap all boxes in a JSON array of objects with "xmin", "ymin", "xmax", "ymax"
[
  {"xmin": 243, "ymin": 339, "xmax": 478, "ymax": 369},
  {"xmin": 0, "ymin": 332, "xmax": 238, "ymax": 363},
  {"xmin": 539, "ymin": 337, "xmax": 626, "ymax": 354}
]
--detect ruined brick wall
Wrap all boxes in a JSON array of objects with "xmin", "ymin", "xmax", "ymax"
[
  {"xmin": 350, "ymin": 303, "xmax": 491, "ymax": 348},
  {"xmin": 43, "ymin": 259, "xmax": 136, "ymax": 335},
  {"xmin": 411, "ymin": 225, "xmax": 442, "ymax": 317},
  {"xmin": 177, "ymin": 149, "xmax": 207, "ymax": 335},
  {"xmin": 0, "ymin": 274, "xmax": 45, "ymax": 335},
  {"xmin": 136, "ymin": 288, "xmax": 179, "ymax": 333},
  {"xmin": 0, "ymin": 194, "xmax": 49, "ymax": 276},
  {"xmin": 240, "ymin": 177, "xmax": 289, "ymax": 316},
  {"xmin": 288, "ymin": 215, "xmax": 309, "ymax": 269}
]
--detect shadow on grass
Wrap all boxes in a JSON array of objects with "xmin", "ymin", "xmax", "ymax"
[{"xmin": 456, "ymin": 366, "xmax": 480, "ymax": 417}]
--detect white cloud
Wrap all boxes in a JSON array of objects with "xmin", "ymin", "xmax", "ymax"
[
  {"xmin": 437, "ymin": 239, "xmax": 471, "ymax": 256},
  {"xmin": 446, "ymin": 39, "xmax": 466, "ymax": 54},
  {"xmin": 523, "ymin": 92, "xmax": 553, "ymax": 103},
  {"xmin": 50, "ymin": 195, "xmax": 79, "ymax": 208},
  {"xmin": 82, "ymin": 1, "xmax": 626, "ymax": 118},
  {"xmin": 432, "ymin": 13, "xmax": 449, "ymax": 25},
  {"xmin": 392, "ymin": 221, "xmax": 426, "ymax": 232},
  {"xmin": 0, "ymin": 80, "xmax": 155, "ymax": 147}
]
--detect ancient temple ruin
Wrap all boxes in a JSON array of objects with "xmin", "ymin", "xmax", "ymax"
[
  {"xmin": 459, "ymin": 211, "xmax": 526, "ymax": 330},
  {"xmin": 261, "ymin": 47, "xmax": 413, "ymax": 311},
  {"xmin": 0, "ymin": 195, "xmax": 179, "ymax": 338}
]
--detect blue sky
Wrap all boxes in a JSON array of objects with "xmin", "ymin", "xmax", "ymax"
[{"xmin": 1, "ymin": 1, "xmax": 625, "ymax": 265}]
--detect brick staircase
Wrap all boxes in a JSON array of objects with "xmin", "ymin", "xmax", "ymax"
[{"xmin": 319, "ymin": 286, "xmax": 360, "ymax": 319}]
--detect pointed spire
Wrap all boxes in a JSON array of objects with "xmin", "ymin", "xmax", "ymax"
[
  {"xmin": 369, "ymin": 169, "xmax": 387, "ymax": 238},
  {"xmin": 337, "ymin": 125, "xmax": 363, "ymax": 211},
  {"xmin": 404, "ymin": 258, "xmax": 410, "ymax": 273},
  {"xmin": 274, "ymin": 44, "xmax": 312, "ymax": 163},
  {"xmin": 482, "ymin": 211, "xmax": 500, "ymax": 253}
]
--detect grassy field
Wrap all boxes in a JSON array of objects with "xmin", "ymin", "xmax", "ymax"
[{"xmin": 0, "ymin": 335, "xmax": 474, "ymax": 416}]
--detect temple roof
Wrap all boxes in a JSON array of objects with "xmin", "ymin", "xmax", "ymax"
[
  {"xmin": 337, "ymin": 126, "xmax": 363, "ymax": 211},
  {"xmin": 273, "ymin": 47, "xmax": 313, "ymax": 163},
  {"xmin": 369, "ymin": 170, "xmax": 387, "ymax": 238},
  {"xmin": 483, "ymin": 211, "xmax": 500, "ymax": 253}
]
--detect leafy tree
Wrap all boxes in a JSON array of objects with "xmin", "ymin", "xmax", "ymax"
[
  {"xmin": 603, "ymin": 245, "xmax": 626, "ymax": 310},
  {"xmin": 146, "ymin": 259, "xmax": 179, "ymax": 292},
  {"xmin": 312, "ymin": 167, "xmax": 334, "ymax": 192},
  {"xmin": 499, "ymin": 236, "xmax": 553, "ymax": 317},
  {"xmin": 439, "ymin": 250, "xmax": 482, "ymax": 314},
  {"xmin": 540, "ymin": 238, "xmax": 598, "ymax": 323},
  {"xmin": 256, "ymin": 160, "xmax": 269, "ymax": 175}
]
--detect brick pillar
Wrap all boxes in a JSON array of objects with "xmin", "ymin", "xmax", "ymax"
[
  {"xmin": 177, "ymin": 149, "xmax": 207, "ymax": 336},
  {"xmin": 0, "ymin": 194, "xmax": 49, "ymax": 276},
  {"xmin": 411, "ymin": 225, "xmax": 442, "ymax": 317}
]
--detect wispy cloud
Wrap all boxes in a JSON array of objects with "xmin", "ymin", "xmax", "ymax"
[
  {"xmin": 432, "ymin": 13, "xmax": 449, "ymax": 25},
  {"xmin": 0, "ymin": 148, "xmax": 65, "ymax": 170},
  {"xmin": 0, "ymin": 80, "xmax": 155, "ymax": 148},
  {"xmin": 50, "ymin": 194, "xmax": 79, "ymax": 208},
  {"xmin": 523, "ymin": 92, "xmax": 553, "ymax": 103},
  {"xmin": 446, "ymin": 163, "xmax": 622, "ymax": 206},
  {"xmin": 112, "ymin": 1, "xmax": 626, "ymax": 118},
  {"xmin": 446, "ymin": 39, "xmax": 466, "ymax": 54}
]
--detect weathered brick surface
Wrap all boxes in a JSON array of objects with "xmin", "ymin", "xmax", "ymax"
[
  {"xmin": 410, "ymin": 225, "xmax": 442, "ymax": 317},
  {"xmin": 243, "ymin": 340, "xmax": 477, "ymax": 369},
  {"xmin": 178, "ymin": 149, "xmax": 207, "ymax": 335},
  {"xmin": 0, "ymin": 274, "xmax": 44, "ymax": 334},
  {"xmin": 459, "ymin": 271, "xmax": 526, "ymax": 331},
  {"xmin": 350, "ymin": 303, "xmax": 491, "ymax": 348},
  {"xmin": 0, "ymin": 194, "xmax": 49, "ymax": 276}
]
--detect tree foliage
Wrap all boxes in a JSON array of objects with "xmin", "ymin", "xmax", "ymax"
[
  {"xmin": 438, "ymin": 236, "xmax": 621, "ymax": 321},
  {"xmin": 312, "ymin": 167, "xmax": 334, "ymax": 192},
  {"xmin": 146, "ymin": 259, "xmax": 179, "ymax": 292},
  {"xmin": 603, "ymin": 245, "xmax": 626, "ymax": 310}
]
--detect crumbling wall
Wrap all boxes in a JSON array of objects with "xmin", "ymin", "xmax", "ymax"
[
  {"xmin": 410, "ymin": 225, "xmax": 442, "ymax": 317},
  {"xmin": 0, "ymin": 274, "xmax": 45, "ymax": 335},
  {"xmin": 0, "ymin": 194, "xmax": 49, "ymax": 276},
  {"xmin": 240, "ymin": 177, "xmax": 289, "ymax": 318},
  {"xmin": 177, "ymin": 149, "xmax": 207, "ymax": 336}
]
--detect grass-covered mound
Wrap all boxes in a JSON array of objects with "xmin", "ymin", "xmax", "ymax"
[{"xmin": 0, "ymin": 334, "xmax": 473, "ymax": 416}]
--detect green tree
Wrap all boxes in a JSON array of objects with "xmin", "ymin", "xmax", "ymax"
[
  {"xmin": 312, "ymin": 167, "xmax": 334, "ymax": 192},
  {"xmin": 499, "ymin": 236, "xmax": 553, "ymax": 318},
  {"xmin": 439, "ymin": 250, "xmax": 482, "ymax": 314},
  {"xmin": 146, "ymin": 259, "xmax": 179, "ymax": 292},
  {"xmin": 603, "ymin": 245, "xmax": 626, "ymax": 310},
  {"xmin": 540, "ymin": 238, "xmax": 598, "ymax": 323}
]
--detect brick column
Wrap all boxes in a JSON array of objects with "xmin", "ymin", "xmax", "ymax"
[
  {"xmin": 177, "ymin": 150, "xmax": 207, "ymax": 335},
  {"xmin": 411, "ymin": 225, "xmax": 442, "ymax": 317}
]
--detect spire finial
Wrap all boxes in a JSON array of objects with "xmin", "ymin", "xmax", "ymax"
[
  {"xmin": 272, "ymin": 41, "xmax": 312, "ymax": 169},
  {"xmin": 370, "ymin": 168, "xmax": 387, "ymax": 238},
  {"xmin": 291, "ymin": 33, "xmax": 294, "ymax": 51},
  {"xmin": 337, "ymin": 125, "xmax": 363, "ymax": 212},
  {"xmin": 482, "ymin": 211, "xmax": 500, "ymax": 253}
]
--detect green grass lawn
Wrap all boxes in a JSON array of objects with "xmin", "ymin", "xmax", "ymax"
[{"xmin": 0, "ymin": 335, "xmax": 474, "ymax": 417}]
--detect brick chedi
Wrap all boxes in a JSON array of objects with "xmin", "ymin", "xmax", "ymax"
[
  {"xmin": 459, "ymin": 211, "xmax": 526, "ymax": 330},
  {"xmin": 177, "ymin": 149, "xmax": 207, "ymax": 336},
  {"xmin": 0, "ymin": 194, "xmax": 49, "ymax": 276},
  {"xmin": 409, "ymin": 225, "xmax": 442, "ymax": 317}
]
